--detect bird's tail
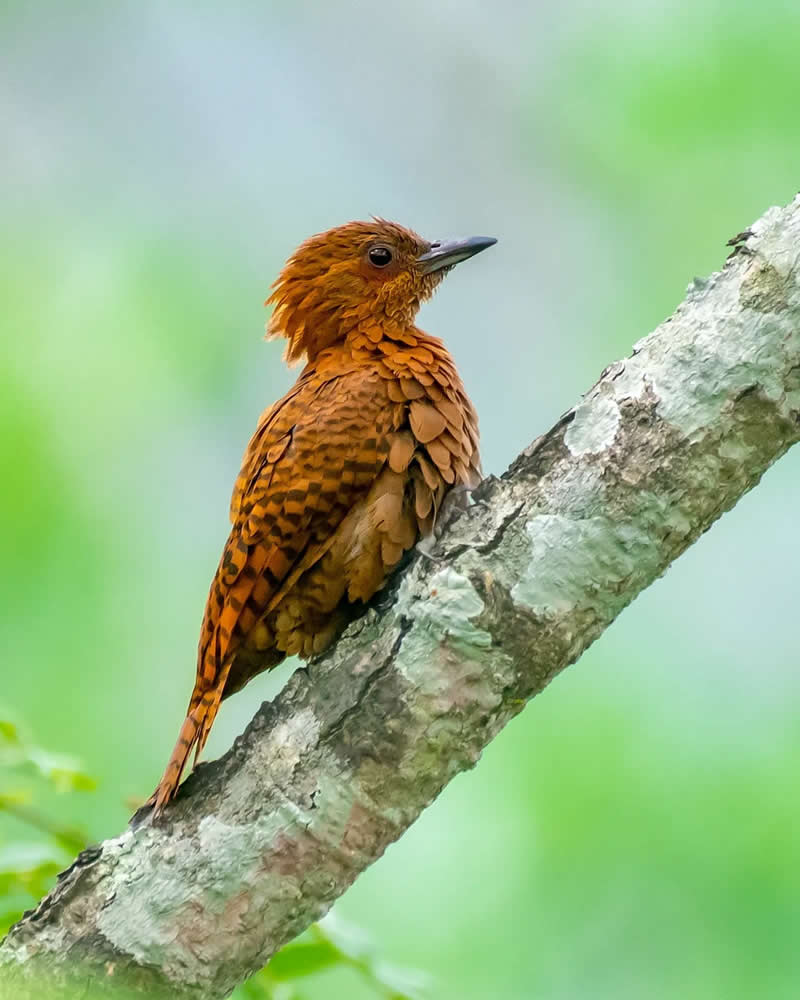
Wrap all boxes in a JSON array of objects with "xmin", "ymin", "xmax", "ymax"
[
  {"xmin": 146, "ymin": 538, "xmax": 300, "ymax": 816},
  {"xmin": 147, "ymin": 658, "xmax": 232, "ymax": 815}
]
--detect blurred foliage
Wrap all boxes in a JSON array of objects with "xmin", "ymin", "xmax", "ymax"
[
  {"xmin": 0, "ymin": 716, "xmax": 93, "ymax": 935},
  {"xmin": 240, "ymin": 918, "xmax": 426, "ymax": 1000},
  {"xmin": 0, "ymin": 717, "xmax": 424, "ymax": 998}
]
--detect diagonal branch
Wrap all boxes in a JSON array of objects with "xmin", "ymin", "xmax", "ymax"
[{"xmin": 3, "ymin": 196, "xmax": 800, "ymax": 999}]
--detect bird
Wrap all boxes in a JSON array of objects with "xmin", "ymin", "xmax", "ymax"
[{"xmin": 148, "ymin": 219, "xmax": 496, "ymax": 814}]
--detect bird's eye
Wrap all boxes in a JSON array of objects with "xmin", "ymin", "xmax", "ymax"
[{"xmin": 368, "ymin": 246, "xmax": 393, "ymax": 268}]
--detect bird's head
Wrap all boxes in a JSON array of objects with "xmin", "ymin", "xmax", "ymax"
[{"xmin": 266, "ymin": 219, "xmax": 496, "ymax": 363}]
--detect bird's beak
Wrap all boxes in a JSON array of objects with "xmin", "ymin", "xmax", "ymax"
[{"xmin": 417, "ymin": 235, "xmax": 497, "ymax": 274}]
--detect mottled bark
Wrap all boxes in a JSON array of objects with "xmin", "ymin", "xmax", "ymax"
[{"xmin": 3, "ymin": 197, "xmax": 800, "ymax": 999}]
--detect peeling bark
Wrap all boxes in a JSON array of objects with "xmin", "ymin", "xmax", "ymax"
[{"xmin": 3, "ymin": 197, "xmax": 800, "ymax": 998}]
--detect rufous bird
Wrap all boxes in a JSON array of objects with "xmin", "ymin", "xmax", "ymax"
[{"xmin": 148, "ymin": 219, "xmax": 495, "ymax": 813}]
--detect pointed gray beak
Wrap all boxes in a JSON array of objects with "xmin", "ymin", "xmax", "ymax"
[{"xmin": 417, "ymin": 235, "xmax": 497, "ymax": 274}]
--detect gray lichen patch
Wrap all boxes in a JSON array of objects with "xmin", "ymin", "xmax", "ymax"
[
  {"xmin": 392, "ymin": 567, "xmax": 502, "ymax": 743},
  {"xmin": 397, "ymin": 567, "xmax": 491, "ymax": 662},
  {"xmin": 512, "ymin": 514, "xmax": 659, "ymax": 617},
  {"xmin": 565, "ymin": 391, "xmax": 621, "ymax": 456},
  {"xmin": 740, "ymin": 261, "xmax": 792, "ymax": 313},
  {"xmin": 648, "ymin": 306, "xmax": 795, "ymax": 438}
]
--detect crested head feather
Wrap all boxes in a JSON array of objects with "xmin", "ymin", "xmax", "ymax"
[{"xmin": 265, "ymin": 219, "xmax": 442, "ymax": 364}]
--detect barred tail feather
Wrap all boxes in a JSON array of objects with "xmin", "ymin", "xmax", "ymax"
[{"xmin": 149, "ymin": 658, "xmax": 233, "ymax": 814}]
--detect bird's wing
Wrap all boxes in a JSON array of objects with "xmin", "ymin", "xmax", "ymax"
[
  {"xmin": 199, "ymin": 366, "xmax": 396, "ymax": 695},
  {"xmin": 227, "ymin": 379, "xmax": 308, "ymax": 525}
]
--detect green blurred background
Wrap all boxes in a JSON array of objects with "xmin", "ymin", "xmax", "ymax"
[{"xmin": 2, "ymin": 1, "xmax": 800, "ymax": 997}]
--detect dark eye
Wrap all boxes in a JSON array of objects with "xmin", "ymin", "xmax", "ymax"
[{"xmin": 368, "ymin": 245, "xmax": 393, "ymax": 267}]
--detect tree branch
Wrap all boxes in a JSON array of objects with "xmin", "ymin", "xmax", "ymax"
[{"xmin": 3, "ymin": 197, "xmax": 800, "ymax": 999}]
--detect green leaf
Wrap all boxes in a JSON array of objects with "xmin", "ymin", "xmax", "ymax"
[
  {"xmin": 0, "ymin": 789, "xmax": 33, "ymax": 808},
  {"xmin": 0, "ymin": 720, "xmax": 19, "ymax": 744},
  {"xmin": 237, "ymin": 976, "xmax": 272, "ymax": 998},
  {"xmin": 266, "ymin": 939, "xmax": 341, "ymax": 981},
  {"xmin": 0, "ymin": 908, "xmax": 24, "ymax": 936}
]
